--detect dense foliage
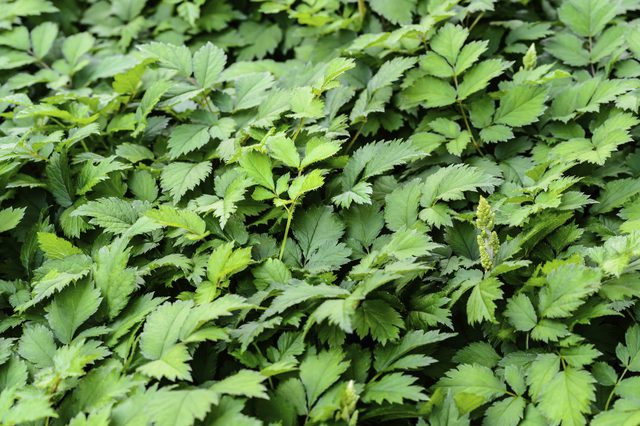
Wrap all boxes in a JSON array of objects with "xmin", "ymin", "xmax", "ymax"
[{"xmin": 2, "ymin": 0, "xmax": 640, "ymax": 424}]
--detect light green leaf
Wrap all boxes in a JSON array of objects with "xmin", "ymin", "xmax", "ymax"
[
  {"xmin": 267, "ymin": 133, "xmax": 300, "ymax": 168},
  {"xmin": 369, "ymin": 0, "xmax": 416, "ymax": 24},
  {"xmin": 207, "ymin": 242, "xmax": 252, "ymax": 286},
  {"xmin": 558, "ymin": 0, "xmax": 617, "ymax": 37},
  {"xmin": 45, "ymin": 284, "xmax": 102, "ymax": 344},
  {"xmin": 30, "ymin": 22, "xmax": 58, "ymax": 59},
  {"xmin": 537, "ymin": 368, "xmax": 596, "ymax": 426},
  {"xmin": 300, "ymin": 349, "xmax": 349, "ymax": 407},
  {"xmin": 494, "ymin": 85, "xmax": 547, "ymax": 127},
  {"xmin": 467, "ymin": 277, "xmax": 503, "ymax": 325},
  {"xmin": 193, "ymin": 42, "xmax": 226, "ymax": 89},
  {"xmin": 161, "ymin": 161, "xmax": 212, "ymax": 203},
  {"xmin": 93, "ymin": 238, "xmax": 136, "ymax": 320},
  {"xmin": 505, "ymin": 293, "xmax": 538, "ymax": 332},
  {"xmin": 457, "ymin": 60, "xmax": 511, "ymax": 101},
  {"xmin": 210, "ymin": 370, "xmax": 268, "ymax": 399},
  {"xmin": 167, "ymin": 124, "xmax": 211, "ymax": 159},
  {"xmin": 363, "ymin": 373, "xmax": 428, "ymax": 404},
  {"xmin": 239, "ymin": 151, "xmax": 275, "ymax": 190},
  {"xmin": 0, "ymin": 207, "xmax": 26, "ymax": 233}
]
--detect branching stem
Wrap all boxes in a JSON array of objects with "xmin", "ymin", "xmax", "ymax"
[{"xmin": 279, "ymin": 205, "xmax": 295, "ymax": 260}]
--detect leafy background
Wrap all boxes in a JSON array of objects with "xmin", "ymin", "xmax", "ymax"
[{"xmin": 1, "ymin": 0, "xmax": 640, "ymax": 425}]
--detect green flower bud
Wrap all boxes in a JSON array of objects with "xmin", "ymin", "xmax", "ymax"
[
  {"xmin": 523, "ymin": 43, "xmax": 537, "ymax": 70},
  {"xmin": 476, "ymin": 196, "xmax": 499, "ymax": 272}
]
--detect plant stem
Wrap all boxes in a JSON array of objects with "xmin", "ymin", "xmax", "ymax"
[
  {"xmin": 451, "ymin": 72, "xmax": 483, "ymax": 156},
  {"xmin": 346, "ymin": 120, "xmax": 366, "ymax": 152},
  {"xmin": 357, "ymin": 0, "xmax": 366, "ymax": 21},
  {"xmin": 468, "ymin": 13, "xmax": 484, "ymax": 32},
  {"xmin": 279, "ymin": 206, "xmax": 294, "ymax": 260},
  {"xmin": 291, "ymin": 118, "xmax": 305, "ymax": 142},
  {"xmin": 604, "ymin": 366, "xmax": 629, "ymax": 410},
  {"xmin": 588, "ymin": 36, "xmax": 596, "ymax": 76},
  {"xmin": 457, "ymin": 101, "xmax": 483, "ymax": 156}
]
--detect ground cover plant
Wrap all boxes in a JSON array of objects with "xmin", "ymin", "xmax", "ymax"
[{"xmin": 1, "ymin": 0, "xmax": 640, "ymax": 424}]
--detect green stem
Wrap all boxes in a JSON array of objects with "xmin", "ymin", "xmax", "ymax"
[
  {"xmin": 357, "ymin": 0, "xmax": 366, "ymax": 21},
  {"xmin": 588, "ymin": 36, "xmax": 596, "ymax": 76},
  {"xmin": 451, "ymin": 73, "xmax": 483, "ymax": 156},
  {"xmin": 457, "ymin": 101, "xmax": 483, "ymax": 156},
  {"xmin": 346, "ymin": 120, "xmax": 366, "ymax": 152},
  {"xmin": 468, "ymin": 13, "xmax": 484, "ymax": 32},
  {"xmin": 279, "ymin": 206, "xmax": 295, "ymax": 260},
  {"xmin": 604, "ymin": 366, "xmax": 629, "ymax": 410},
  {"xmin": 291, "ymin": 118, "xmax": 305, "ymax": 142},
  {"xmin": 203, "ymin": 93, "xmax": 216, "ymax": 115}
]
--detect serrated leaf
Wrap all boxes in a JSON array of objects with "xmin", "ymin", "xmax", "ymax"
[
  {"xmin": 363, "ymin": 373, "xmax": 428, "ymax": 404},
  {"xmin": 161, "ymin": 161, "xmax": 212, "ymax": 203},
  {"xmin": 494, "ymin": 85, "xmax": 547, "ymax": 127},
  {"xmin": 193, "ymin": 42, "xmax": 226, "ymax": 89}
]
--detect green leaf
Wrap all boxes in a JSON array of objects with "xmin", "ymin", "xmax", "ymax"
[
  {"xmin": 591, "ymin": 178, "xmax": 640, "ymax": 214},
  {"xmin": 46, "ymin": 151, "xmax": 74, "ymax": 207},
  {"xmin": 538, "ymin": 264, "xmax": 601, "ymax": 318},
  {"xmin": 384, "ymin": 179, "xmax": 421, "ymax": 231},
  {"xmin": 139, "ymin": 296, "xmax": 248, "ymax": 381},
  {"xmin": 232, "ymin": 72, "xmax": 274, "ymax": 111},
  {"xmin": 558, "ymin": 0, "xmax": 617, "ymax": 37},
  {"xmin": 266, "ymin": 133, "xmax": 300, "ymax": 168},
  {"xmin": 494, "ymin": 85, "xmax": 547, "ymax": 127},
  {"xmin": 616, "ymin": 324, "xmax": 640, "ymax": 372},
  {"xmin": 300, "ymin": 349, "xmax": 349, "ymax": 407},
  {"xmin": 0, "ymin": 207, "xmax": 25, "ymax": 233},
  {"xmin": 239, "ymin": 151, "xmax": 275, "ymax": 190},
  {"xmin": 73, "ymin": 198, "xmax": 150, "ymax": 234},
  {"xmin": 300, "ymin": 138, "xmax": 341, "ymax": 169},
  {"xmin": 18, "ymin": 324, "xmax": 56, "ymax": 368},
  {"xmin": 466, "ymin": 277, "xmax": 503, "ymax": 325},
  {"xmin": 430, "ymin": 24, "xmax": 469, "ymax": 67},
  {"xmin": 363, "ymin": 373, "xmax": 428, "ymax": 404},
  {"xmin": 76, "ymin": 157, "xmax": 129, "ymax": 195},
  {"xmin": 161, "ymin": 161, "xmax": 212, "ymax": 203},
  {"xmin": 353, "ymin": 299, "xmax": 403, "ymax": 344},
  {"xmin": 25, "ymin": 255, "xmax": 93, "ymax": 309},
  {"xmin": 374, "ymin": 330, "xmax": 453, "ymax": 373},
  {"xmin": 210, "ymin": 370, "xmax": 268, "ymax": 399},
  {"xmin": 537, "ymin": 368, "xmax": 596, "ymax": 426},
  {"xmin": 0, "ymin": 387, "xmax": 57, "ymax": 425},
  {"xmin": 437, "ymin": 364, "xmax": 505, "ymax": 405},
  {"xmin": 505, "ymin": 293, "xmax": 537, "ymax": 332},
  {"xmin": 147, "ymin": 388, "xmax": 218, "ymax": 426},
  {"xmin": 134, "ymin": 80, "xmax": 172, "ymax": 135},
  {"xmin": 236, "ymin": 22, "xmax": 282, "ymax": 61},
  {"xmin": 45, "ymin": 283, "xmax": 101, "ymax": 344},
  {"xmin": 484, "ymin": 396, "xmax": 526, "ymax": 426},
  {"xmin": 480, "ymin": 125, "xmax": 514, "ymax": 142},
  {"xmin": 453, "ymin": 342, "xmax": 500, "ymax": 369},
  {"xmin": 139, "ymin": 42, "xmax": 193, "ymax": 77},
  {"xmin": 30, "ymin": 22, "xmax": 58, "ymax": 59},
  {"xmin": 207, "ymin": 242, "xmax": 252, "ymax": 285},
  {"xmin": 420, "ymin": 164, "xmax": 502, "ymax": 207},
  {"xmin": 369, "ymin": 0, "xmax": 416, "ymax": 24},
  {"xmin": 457, "ymin": 60, "xmax": 511, "ymax": 101},
  {"xmin": 263, "ymin": 282, "xmax": 349, "ymax": 318},
  {"xmin": 93, "ymin": 237, "xmax": 136, "ymax": 319},
  {"xmin": 292, "ymin": 206, "xmax": 351, "ymax": 272},
  {"xmin": 193, "ymin": 42, "xmax": 226, "ymax": 89},
  {"xmin": 400, "ymin": 76, "xmax": 457, "ymax": 109},
  {"xmin": 146, "ymin": 206, "xmax": 207, "ymax": 237},
  {"xmin": 167, "ymin": 124, "xmax": 211, "ymax": 159}
]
